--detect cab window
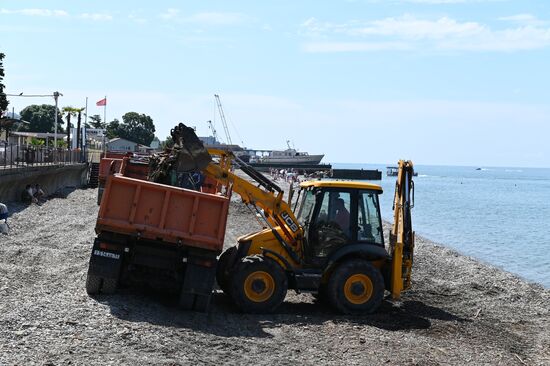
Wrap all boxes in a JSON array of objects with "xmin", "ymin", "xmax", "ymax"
[
  {"xmin": 310, "ymin": 191, "xmax": 351, "ymax": 257},
  {"xmin": 357, "ymin": 190, "xmax": 383, "ymax": 245},
  {"xmin": 296, "ymin": 189, "xmax": 316, "ymax": 226}
]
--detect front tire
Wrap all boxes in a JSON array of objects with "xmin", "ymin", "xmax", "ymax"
[
  {"xmin": 230, "ymin": 255, "xmax": 287, "ymax": 313},
  {"xmin": 327, "ymin": 259, "xmax": 384, "ymax": 314}
]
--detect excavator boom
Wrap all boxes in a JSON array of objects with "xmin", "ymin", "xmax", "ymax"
[
  {"xmin": 389, "ymin": 160, "xmax": 415, "ymax": 299},
  {"xmin": 150, "ymin": 125, "xmax": 303, "ymax": 265}
]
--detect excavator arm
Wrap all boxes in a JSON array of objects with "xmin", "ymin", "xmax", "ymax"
[
  {"xmin": 148, "ymin": 124, "xmax": 304, "ymax": 264},
  {"xmin": 203, "ymin": 149, "xmax": 303, "ymax": 261},
  {"xmin": 389, "ymin": 160, "xmax": 415, "ymax": 299}
]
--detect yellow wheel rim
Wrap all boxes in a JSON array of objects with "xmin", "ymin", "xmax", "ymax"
[
  {"xmin": 344, "ymin": 274, "xmax": 373, "ymax": 305},
  {"xmin": 243, "ymin": 271, "xmax": 275, "ymax": 303}
]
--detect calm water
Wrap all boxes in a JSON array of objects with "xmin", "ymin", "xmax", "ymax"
[{"xmin": 333, "ymin": 163, "xmax": 550, "ymax": 288}]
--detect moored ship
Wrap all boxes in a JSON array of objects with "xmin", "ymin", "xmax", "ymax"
[{"xmin": 250, "ymin": 141, "xmax": 324, "ymax": 165}]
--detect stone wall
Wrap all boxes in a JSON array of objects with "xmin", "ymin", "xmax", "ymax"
[{"xmin": 0, "ymin": 164, "xmax": 89, "ymax": 202}]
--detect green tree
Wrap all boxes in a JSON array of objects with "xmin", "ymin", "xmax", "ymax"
[
  {"xmin": 106, "ymin": 118, "xmax": 120, "ymax": 139},
  {"xmin": 116, "ymin": 112, "xmax": 156, "ymax": 146},
  {"xmin": 89, "ymin": 114, "xmax": 104, "ymax": 129},
  {"xmin": 19, "ymin": 104, "xmax": 63, "ymax": 133},
  {"xmin": 0, "ymin": 53, "xmax": 8, "ymax": 115}
]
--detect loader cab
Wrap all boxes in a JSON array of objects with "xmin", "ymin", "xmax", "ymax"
[{"xmin": 296, "ymin": 181, "xmax": 384, "ymax": 266}]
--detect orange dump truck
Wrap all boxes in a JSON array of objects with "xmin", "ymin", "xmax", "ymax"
[
  {"xmin": 86, "ymin": 170, "xmax": 230, "ymax": 311},
  {"xmin": 97, "ymin": 155, "xmax": 149, "ymax": 205}
]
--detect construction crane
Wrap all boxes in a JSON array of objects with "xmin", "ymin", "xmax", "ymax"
[
  {"xmin": 214, "ymin": 94, "xmax": 233, "ymax": 145},
  {"xmin": 206, "ymin": 120, "xmax": 219, "ymax": 142}
]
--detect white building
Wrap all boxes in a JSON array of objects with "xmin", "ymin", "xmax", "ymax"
[{"xmin": 107, "ymin": 137, "xmax": 138, "ymax": 152}]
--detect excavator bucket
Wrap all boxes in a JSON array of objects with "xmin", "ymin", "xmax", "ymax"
[{"xmin": 171, "ymin": 123, "xmax": 212, "ymax": 172}]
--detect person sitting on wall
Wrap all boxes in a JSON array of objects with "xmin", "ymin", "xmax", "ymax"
[
  {"xmin": 21, "ymin": 185, "xmax": 34, "ymax": 204},
  {"xmin": 33, "ymin": 184, "xmax": 45, "ymax": 204},
  {"xmin": 0, "ymin": 203, "xmax": 8, "ymax": 235}
]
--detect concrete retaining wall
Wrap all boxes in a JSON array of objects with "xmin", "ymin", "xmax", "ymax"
[{"xmin": 0, "ymin": 164, "xmax": 89, "ymax": 202}]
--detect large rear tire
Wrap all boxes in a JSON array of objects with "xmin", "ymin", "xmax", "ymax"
[
  {"xmin": 85, "ymin": 267, "xmax": 118, "ymax": 295},
  {"xmin": 230, "ymin": 255, "xmax": 287, "ymax": 313},
  {"xmin": 327, "ymin": 259, "xmax": 384, "ymax": 314}
]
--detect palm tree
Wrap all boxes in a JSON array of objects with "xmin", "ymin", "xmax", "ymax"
[
  {"xmin": 62, "ymin": 106, "xmax": 80, "ymax": 150},
  {"xmin": 0, "ymin": 117, "xmax": 15, "ymax": 142}
]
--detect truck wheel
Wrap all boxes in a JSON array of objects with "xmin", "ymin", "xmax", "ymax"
[
  {"xmin": 327, "ymin": 259, "xmax": 384, "ymax": 314},
  {"xmin": 179, "ymin": 293, "xmax": 212, "ymax": 312},
  {"xmin": 86, "ymin": 273, "xmax": 102, "ymax": 295},
  {"xmin": 230, "ymin": 255, "xmax": 287, "ymax": 313},
  {"xmin": 193, "ymin": 294, "xmax": 211, "ymax": 312},
  {"xmin": 216, "ymin": 246, "xmax": 237, "ymax": 294}
]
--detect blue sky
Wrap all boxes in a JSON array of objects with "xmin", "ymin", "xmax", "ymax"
[{"xmin": 1, "ymin": 0, "xmax": 549, "ymax": 167}]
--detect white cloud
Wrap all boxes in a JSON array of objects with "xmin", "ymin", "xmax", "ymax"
[
  {"xmin": 304, "ymin": 41, "xmax": 412, "ymax": 52},
  {"xmin": 0, "ymin": 8, "xmax": 68, "ymax": 17},
  {"xmin": 158, "ymin": 9, "xmax": 247, "ymax": 26},
  {"xmin": 187, "ymin": 12, "xmax": 246, "ymax": 26},
  {"xmin": 390, "ymin": 0, "xmax": 506, "ymax": 3},
  {"xmin": 128, "ymin": 14, "xmax": 147, "ymax": 24},
  {"xmin": 0, "ymin": 8, "xmax": 113, "ymax": 21},
  {"xmin": 301, "ymin": 15, "xmax": 550, "ymax": 52},
  {"xmin": 79, "ymin": 13, "xmax": 113, "ymax": 21},
  {"xmin": 160, "ymin": 8, "xmax": 179, "ymax": 20},
  {"xmin": 499, "ymin": 14, "xmax": 546, "ymax": 27}
]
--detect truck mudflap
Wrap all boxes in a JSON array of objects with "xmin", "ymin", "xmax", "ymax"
[
  {"xmin": 87, "ymin": 239, "xmax": 124, "ymax": 280},
  {"xmin": 179, "ymin": 250, "xmax": 218, "ymax": 312}
]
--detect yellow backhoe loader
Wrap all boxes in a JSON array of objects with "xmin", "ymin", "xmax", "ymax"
[{"xmin": 172, "ymin": 124, "xmax": 415, "ymax": 314}]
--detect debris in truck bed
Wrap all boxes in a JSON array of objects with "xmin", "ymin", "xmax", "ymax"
[{"xmin": 148, "ymin": 123, "xmax": 212, "ymax": 184}]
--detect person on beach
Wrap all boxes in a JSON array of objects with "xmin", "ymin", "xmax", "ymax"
[
  {"xmin": 33, "ymin": 184, "xmax": 45, "ymax": 203},
  {"xmin": 21, "ymin": 185, "xmax": 35, "ymax": 204},
  {"xmin": 0, "ymin": 203, "xmax": 8, "ymax": 235}
]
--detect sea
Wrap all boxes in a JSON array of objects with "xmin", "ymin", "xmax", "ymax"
[{"xmin": 332, "ymin": 163, "xmax": 550, "ymax": 288}]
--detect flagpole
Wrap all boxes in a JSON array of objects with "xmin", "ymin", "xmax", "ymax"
[
  {"xmin": 84, "ymin": 97, "xmax": 88, "ymax": 161},
  {"xmin": 103, "ymin": 95, "xmax": 107, "ymax": 155}
]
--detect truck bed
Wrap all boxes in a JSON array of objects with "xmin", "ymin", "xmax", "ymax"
[{"xmin": 96, "ymin": 174, "xmax": 229, "ymax": 252}]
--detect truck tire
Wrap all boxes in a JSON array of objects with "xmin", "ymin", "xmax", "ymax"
[
  {"xmin": 230, "ymin": 255, "xmax": 287, "ymax": 314},
  {"xmin": 86, "ymin": 273, "xmax": 102, "ymax": 295},
  {"xmin": 326, "ymin": 259, "xmax": 384, "ymax": 314},
  {"xmin": 193, "ymin": 294, "xmax": 211, "ymax": 312},
  {"xmin": 179, "ymin": 293, "xmax": 212, "ymax": 312},
  {"xmin": 216, "ymin": 246, "xmax": 237, "ymax": 295}
]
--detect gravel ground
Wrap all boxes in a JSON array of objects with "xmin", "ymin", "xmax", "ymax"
[{"xmin": 0, "ymin": 185, "xmax": 549, "ymax": 365}]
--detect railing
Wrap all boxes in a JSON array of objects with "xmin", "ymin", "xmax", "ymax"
[{"xmin": 0, "ymin": 143, "xmax": 90, "ymax": 173}]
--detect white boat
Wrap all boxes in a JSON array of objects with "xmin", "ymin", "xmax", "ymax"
[{"xmin": 253, "ymin": 141, "xmax": 324, "ymax": 165}]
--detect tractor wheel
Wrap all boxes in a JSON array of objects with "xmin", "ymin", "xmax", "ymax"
[
  {"xmin": 216, "ymin": 246, "xmax": 237, "ymax": 295},
  {"xmin": 85, "ymin": 273, "xmax": 102, "ymax": 295},
  {"xmin": 327, "ymin": 259, "xmax": 384, "ymax": 314},
  {"xmin": 230, "ymin": 255, "xmax": 287, "ymax": 313}
]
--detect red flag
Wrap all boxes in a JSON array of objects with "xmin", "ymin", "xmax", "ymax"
[{"xmin": 96, "ymin": 98, "xmax": 107, "ymax": 106}]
